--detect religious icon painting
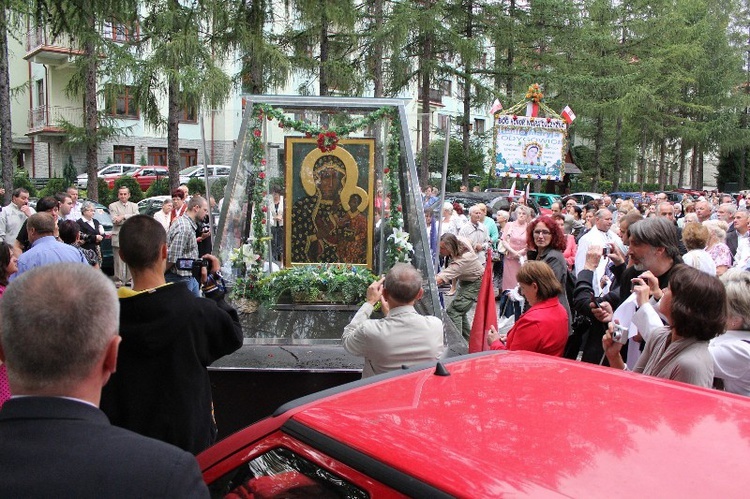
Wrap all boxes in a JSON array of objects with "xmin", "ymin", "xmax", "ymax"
[{"xmin": 284, "ymin": 137, "xmax": 375, "ymax": 269}]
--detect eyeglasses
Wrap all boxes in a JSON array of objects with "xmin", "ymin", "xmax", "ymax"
[{"xmin": 533, "ymin": 230, "xmax": 551, "ymax": 236}]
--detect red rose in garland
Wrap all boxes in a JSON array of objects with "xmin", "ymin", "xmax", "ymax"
[
  {"xmin": 317, "ymin": 130, "xmax": 339, "ymax": 152},
  {"xmin": 253, "ymin": 129, "xmax": 261, "ymax": 137},
  {"xmin": 258, "ymin": 172, "xmax": 266, "ymax": 179}
]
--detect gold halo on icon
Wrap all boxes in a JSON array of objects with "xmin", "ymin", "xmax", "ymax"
[{"xmin": 300, "ymin": 145, "xmax": 368, "ymax": 210}]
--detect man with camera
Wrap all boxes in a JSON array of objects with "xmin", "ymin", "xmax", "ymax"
[
  {"xmin": 100, "ymin": 215, "xmax": 243, "ymax": 454},
  {"xmin": 166, "ymin": 195, "xmax": 210, "ymax": 296}
]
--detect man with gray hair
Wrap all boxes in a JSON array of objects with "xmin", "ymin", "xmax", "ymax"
[
  {"xmin": 342, "ymin": 263, "xmax": 444, "ymax": 378},
  {"xmin": 0, "ymin": 264, "xmax": 208, "ymax": 497},
  {"xmin": 719, "ymin": 202, "xmax": 738, "ymax": 257},
  {"xmin": 458, "ymin": 204, "xmax": 490, "ymax": 260}
]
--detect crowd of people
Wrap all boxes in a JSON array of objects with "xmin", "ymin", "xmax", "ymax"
[{"xmin": 426, "ymin": 186, "xmax": 750, "ymax": 396}]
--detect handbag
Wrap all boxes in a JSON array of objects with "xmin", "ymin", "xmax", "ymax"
[
  {"xmin": 496, "ymin": 296, "xmax": 515, "ymax": 335},
  {"xmin": 492, "ymin": 240, "xmax": 507, "ymax": 261}
]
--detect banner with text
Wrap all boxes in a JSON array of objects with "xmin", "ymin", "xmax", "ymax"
[{"xmin": 494, "ymin": 115, "xmax": 567, "ymax": 181}]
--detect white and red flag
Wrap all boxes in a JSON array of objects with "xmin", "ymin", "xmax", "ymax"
[
  {"xmin": 509, "ymin": 180, "xmax": 517, "ymax": 197},
  {"xmin": 526, "ymin": 101, "xmax": 539, "ymax": 117},
  {"xmin": 489, "ymin": 99, "xmax": 503, "ymax": 115},
  {"xmin": 561, "ymin": 105, "xmax": 576, "ymax": 124}
]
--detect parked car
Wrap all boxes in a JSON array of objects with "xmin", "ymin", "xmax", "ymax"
[
  {"xmin": 528, "ymin": 192, "xmax": 562, "ymax": 211},
  {"xmin": 657, "ymin": 191, "xmax": 686, "ymax": 203},
  {"xmin": 115, "ymin": 166, "xmax": 169, "ymax": 191},
  {"xmin": 198, "ymin": 351, "xmax": 750, "ymax": 497},
  {"xmin": 444, "ymin": 192, "xmax": 542, "ymax": 217},
  {"xmin": 77, "ymin": 163, "xmax": 140, "ymax": 190},
  {"xmin": 566, "ymin": 191, "xmax": 602, "ymax": 206},
  {"xmin": 138, "ymin": 195, "xmax": 171, "ymax": 217},
  {"xmin": 179, "ymin": 165, "xmax": 231, "ymax": 185},
  {"xmin": 609, "ymin": 191, "xmax": 643, "ymax": 203}
]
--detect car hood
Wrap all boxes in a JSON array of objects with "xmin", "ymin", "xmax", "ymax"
[{"xmin": 290, "ymin": 352, "xmax": 750, "ymax": 497}]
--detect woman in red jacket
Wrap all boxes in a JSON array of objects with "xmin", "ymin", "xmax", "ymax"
[{"xmin": 487, "ymin": 260, "xmax": 569, "ymax": 356}]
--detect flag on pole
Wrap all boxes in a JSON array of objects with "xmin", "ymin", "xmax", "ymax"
[
  {"xmin": 525, "ymin": 182, "xmax": 531, "ymax": 202},
  {"xmin": 561, "ymin": 105, "xmax": 576, "ymax": 124},
  {"xmin": 526, "ymin": 101, "xmax": 539, "ymax": 117},
  {"xmin": 509, "ymin": 180, "xmax": 517, "ymax": 197},
  {"xmin": 469, "ymin": 249, "xmax": 498, "ymax": 353},
  {"xmin": 489, "ymin": 99, "xmax": 503, "ymax": 115}
]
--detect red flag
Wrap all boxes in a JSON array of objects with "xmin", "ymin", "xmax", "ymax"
[
  {"xmin": 469, "ymin": 249, "xmax": 498, "ymax": 353},
  {"xmin": 489, "ymin": 99, "xmax": 503, "ymax": 115},
  {"xmin": 561, "ymin": 105, "xmax": 576, "ymax": 124}
]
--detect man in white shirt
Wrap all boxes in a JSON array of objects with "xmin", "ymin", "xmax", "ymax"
[
  {"xmin": 0, "ymin": 188, "xmax": 34, "ymax": 245},
  {"xmin": 342, "ymin": 263, "xmax": 444, "ymax": 378},
  {"xmin": 732, "ymin": 209, "xmax": 750, "ymax": 268},
  {"xmin": 574, "ymin": 209, "xmax": 622, "ymax": 295},
  {"xmin": 64, "ymin": 187, "xmax": 82, "ymax": 221},
  {"xmin": 458, "ymin": 205, "xmax": 490, "ymax": 260}
]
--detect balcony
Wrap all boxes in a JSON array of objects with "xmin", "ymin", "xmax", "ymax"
[
  {"xmin": 416, "ymin": 87, "xmax": 443, "ymax": 106},
  {"xmin": 27, "ymin": 106, "xmax": 83, "ymax": 136},
  {"xmin": 25, "ymin": 28, "xmax": 83, "ymax": 66}
]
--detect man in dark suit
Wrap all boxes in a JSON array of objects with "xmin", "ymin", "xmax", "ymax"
[{"xmin": 0, "ymin": 263, "xmax": 209, "ymax": 498}]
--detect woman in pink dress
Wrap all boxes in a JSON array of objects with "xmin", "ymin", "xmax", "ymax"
[
  {"xmin": 0, "ymin": 241, "xmax": 18, "ymax": 408},
  {"xmin": 500, "ymin": 205, "xmax": 531, "ymax": 291}
]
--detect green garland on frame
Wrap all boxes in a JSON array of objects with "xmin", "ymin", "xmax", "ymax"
[{"xmin": 242, "ymin": 102, "xmax": 408, "ymax": 274}]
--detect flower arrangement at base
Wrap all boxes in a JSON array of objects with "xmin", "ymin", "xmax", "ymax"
[
  {"xmin": 386, "ymin": 227, "xmax": 414, "ymax": 266},
  {"xmin": 261, "ymin": 264, "xmax": 377, "ymax": 305}
]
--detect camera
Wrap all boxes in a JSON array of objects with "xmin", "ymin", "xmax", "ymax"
[
  {"xmin": 611, "ymin": 323, "xmax": 629, "ymax": 344},
  {"xmin": 176, "ymin": 258, "xmax": 209, "ymax": 280},
  {"xmin": 602, "ymin": 245, "xmax": 611, "ymax": 257}
]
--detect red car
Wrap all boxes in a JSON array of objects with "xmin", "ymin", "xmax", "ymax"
[
  {"xmin": 198, "ymin": 352, "xmax": 750, "ymax": 497},
  {"xmin": 107, "ymin": 166, "xmax": 168, "ymax": 191}
]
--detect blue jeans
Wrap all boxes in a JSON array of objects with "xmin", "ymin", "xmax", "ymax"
[{"xmin": 165, "ymin": 272, "xmax": 201, "ymax": 297}]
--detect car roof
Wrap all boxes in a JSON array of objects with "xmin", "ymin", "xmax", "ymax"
[{"xmin": 275, "ymin": 352, "xmax": 750, "ymax": 497}]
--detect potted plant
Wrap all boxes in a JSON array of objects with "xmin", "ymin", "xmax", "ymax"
[{"xmin": 262, "ymin": 264, "xmax": 377, "ymax": 305}]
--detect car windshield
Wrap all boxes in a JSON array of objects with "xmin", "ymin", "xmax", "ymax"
[{"xmin": 180, "ymin": 166, "xmax": 201, "ymax": 176}]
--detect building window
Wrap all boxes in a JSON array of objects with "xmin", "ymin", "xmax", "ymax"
[
  {"xmin": 103, "ymin": 20, "xmax": 138, "ymax": 42},
  {"xmin": 113, "ymin": 146, "xmax": 135, "ymax": 164},
  {"xmin": 35, "ymin": 79, "xmax": 45, "ymax": 108},
  {"xmin": 148, "ymin": 147, "xmax": 167, "ymax": 166},
  {"xmin": 441, "ymin": 80, "xmax": 452, "ymax": 97},
  {"xmin": 437, "ymin": 114, "xmax": 449, "ymax": 131},
  {"xmin": 108, "ymin": 86, "xmax": 138, "ymax": 119},
  {"xmin": 179, "ymin": 93, "xmax": 198, "ymax": 123},
  {"xmin": 474, "ymin": 118, "xmax": 485, "ymax": 134},
  {"xmin": 180, "ymin": 149, "xmax": 197, "ymax": 170}
]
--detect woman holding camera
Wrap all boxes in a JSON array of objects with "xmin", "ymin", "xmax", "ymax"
[
  {"xmin": 602, "ymin": 264, "xmax": 726, "ymax": 388},
  {"xmin": 487, "ymin": 260, "xmax": 568, "ymax": 356}
]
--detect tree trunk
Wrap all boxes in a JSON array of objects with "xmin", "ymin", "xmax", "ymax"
[
  {"xmin": 612, "ymin": 117, "xmax": 622, "ymax": 191},
  {"xmin": 371, "ymin": 0, "xmax": 384, "ymax": 98},
  {"xmin": 168, "ymin": 79, "xmax": 181, "ymax": 191},
  {"xmin": 678, "ymin": 139, "xmax": 686, "ymax": 188},
  {"xmin": 419, "ymin": 32, "xmax": 433, "ymax": 187},
  {"xmin": 591, "ymin": 116, "xmax": 603, "ymax": 192},
  {"xmin": 461, "ymin": 0, "xmax": 473, "ymax": 186},
  {"xmin": 0, "ymin": 15, "xmax": 13, "ymax": 204},
  {"xmin": 658, "ymin": 139, "xmax": 666, "ymax": 190},
  {"xmin": 319, "ymin": 0, "xmax": 329, "ymax": 96},
  {"xmin": 690, "ymin": 144, "xmax": 698, "ymax": 190},
  {"xmin": 84, "ymin": 38, "xmax": 99, "ymax": 201},
  {"xmin": 506, "ymin": 0, "xmax": 515, "ymax": 98},
  {"xmin": 697, "ymin": 146, "xmax": 704, "ymax": 190},
  {"xmin": 638, "ymin": 128, "xmax": 647, "ymax": 190}
]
